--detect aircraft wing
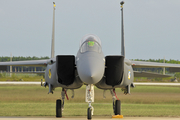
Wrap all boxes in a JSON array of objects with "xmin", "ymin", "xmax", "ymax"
[
  {"xmin": 134, "ymin": 71, "xmax": 172, "ymax": 78},
  {"xmin": 0, "ymin": 59, "xmax": 48, "ymax": 67},
  {"xmin": 0, "ymin": 71, "xmax": 45, "ymax": 74},
  {"xmin": 131, "ymin": 61, "xmax": 180, "ymax": 72}
]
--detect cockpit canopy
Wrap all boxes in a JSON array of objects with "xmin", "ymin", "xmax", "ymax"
[
  {"xmin": 80, "ymin": 34, "xmax": 101, "ymax": 46},
  {"xmin": 80, "ymin": 34, "xmax": 102, "ymax": 53}
]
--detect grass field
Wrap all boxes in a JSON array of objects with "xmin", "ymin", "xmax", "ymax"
[
  {"xmin": 0, "ymin": 73, "xmax": 43, "ymax": 81},
  {"xmin": 0, "ymin": 85, "xmax": 180, "ymax": 117}
]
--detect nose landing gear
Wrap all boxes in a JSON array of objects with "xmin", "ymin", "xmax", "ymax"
[{"xmin": 86, "ymin": 84, "xmax": 94, "ymax": 119}]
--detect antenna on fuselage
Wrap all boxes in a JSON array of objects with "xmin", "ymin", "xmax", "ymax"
[
  {"xmin": 120, "ymin": 1, "xmax": 125, "ymax": 56},
  {"xmin": 51, "ymin": 2, "xmax": 56, "ymax": 58}
]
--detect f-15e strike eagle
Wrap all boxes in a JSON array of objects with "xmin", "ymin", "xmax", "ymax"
[{"xmin": 1, "ymin": 1, "xmax": 180, "ymax": 119}]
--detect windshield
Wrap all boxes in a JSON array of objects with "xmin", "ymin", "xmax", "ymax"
[{"xmin": 80, "ymin": 40, "xmax": 101, "ymax": 53}]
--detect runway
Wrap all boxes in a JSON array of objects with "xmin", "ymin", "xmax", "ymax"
[
  {"xmin": 0, "ymin": 117, "xmax": 180, "ymax": 120},
  {"xmin": 0, "ymin": 81, "xmax": 40, "ymax": 85},
  {"xmin": 134, "ymin": 82, "xmax": 180, "ymax": 86},
  {"xmin": 0, "ymin": 82, "xmax": 180, "ymax": 86}
]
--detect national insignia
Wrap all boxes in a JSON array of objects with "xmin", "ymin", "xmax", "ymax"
[{"xmin": 48, "ymin": 69, "xmax": 52, "ymax": 79}]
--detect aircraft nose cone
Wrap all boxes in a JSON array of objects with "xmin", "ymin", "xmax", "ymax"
[
  {"xmin": 77, "ymin": 56, "xmax": 104, "ymax": 84},
  {"xmin": 82, "ymin": 64, "xmax": 101, "ymax": 84}
]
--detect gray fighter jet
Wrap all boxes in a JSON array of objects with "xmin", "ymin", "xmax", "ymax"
[{"xmin": 1, "ymin": 2, "xmax": 180, "ymax": 119}]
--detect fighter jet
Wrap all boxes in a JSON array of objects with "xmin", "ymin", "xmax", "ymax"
[{"xmin": 1, "ymin": 2, "xmax": 180, "ymax": 119}]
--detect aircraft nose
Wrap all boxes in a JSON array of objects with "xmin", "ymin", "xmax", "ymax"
[
  {"xmin": 77, "ymin": 56, "xmax": 105, "ymax": 84},
  {"xmin": 81, "ymin": 62, "xmax": 102, "ymax": 84}
]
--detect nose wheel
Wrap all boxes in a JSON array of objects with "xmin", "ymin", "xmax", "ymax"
[{"xmin": 87, "ymin": 107, "xmax": 92, "ymax": 119}]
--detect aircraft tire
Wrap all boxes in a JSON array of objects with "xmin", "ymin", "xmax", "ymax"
[
  {"xmin": 87, "ymin": 107, "xmax": 92, "ymax": 119},
  {"xmin": 115, "ymin": 100, "xmax": 120, "ymax": 115},
  {"xmin": 56, "ymin": 99, "xmax": 62, "ymax": 117}
]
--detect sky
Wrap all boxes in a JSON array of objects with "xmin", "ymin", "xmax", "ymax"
[{"xmin": 0, "ymin": 0, "xmax": 180, "ymax": 60}]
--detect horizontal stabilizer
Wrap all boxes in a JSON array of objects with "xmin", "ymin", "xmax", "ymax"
[{"xmin": 134, "ymin": 71, "xmax": 172, "ymax": 78}]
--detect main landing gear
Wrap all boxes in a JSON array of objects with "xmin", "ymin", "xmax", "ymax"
[
  {"xmin": 56, "ymin": 88, "xmax": 67, "ymax": 117},
  {"xmin": 56, "ymin": 88, "xmax": 66, "ymax": 118},
  {"xmin": 110, "ymin": 89, "xmax": 123, "ymax": 118},
  {"xmin": 56, "ymin": 88, "xmax": 74, "ymax": 118},
  {"xmin": 86, "ymin": 84, "xmax": 94, "ymax": 120}
]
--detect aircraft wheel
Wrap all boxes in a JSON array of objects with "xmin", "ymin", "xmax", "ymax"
[
  {"xmin": 115, "ymin": 100, "xmax": 120, "ymax": 115},
  {"xmin": 56, "ymin": 99, "xmax": 62, "ymax": 117},
  {"xmin": 87, "ymin": 107, "xmax": 92, "ymax": 119}
]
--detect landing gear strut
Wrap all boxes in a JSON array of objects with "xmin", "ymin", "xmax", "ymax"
[{"xmin": 86, "ymin": 84, "xmax": 94, "ymax": 119}]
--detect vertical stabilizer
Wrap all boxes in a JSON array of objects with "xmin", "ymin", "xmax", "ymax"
[
  {"xmin": 51, "ymin": 2, "xmax": 56, "ymax": 58},
  {"xmin": 120, "ymin": 1, "xmax": 125, "ymax": 56}
]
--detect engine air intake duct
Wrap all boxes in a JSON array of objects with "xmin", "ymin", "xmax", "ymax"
[
  {"xmin": 56, "ymin": 55, "xmax": 75, "ymax": 85},
  {"xmin": 105, "ymin": 56, "xmax": 124, "ymax": 87}
]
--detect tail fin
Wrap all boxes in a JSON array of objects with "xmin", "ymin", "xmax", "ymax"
[
  {"xmin": 120, "ymin": 1, "xmax": 125, "ymax": 56},
  {"xmin": 51, "ymin": 2, "xmax": 56, "ymax": 58}
]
